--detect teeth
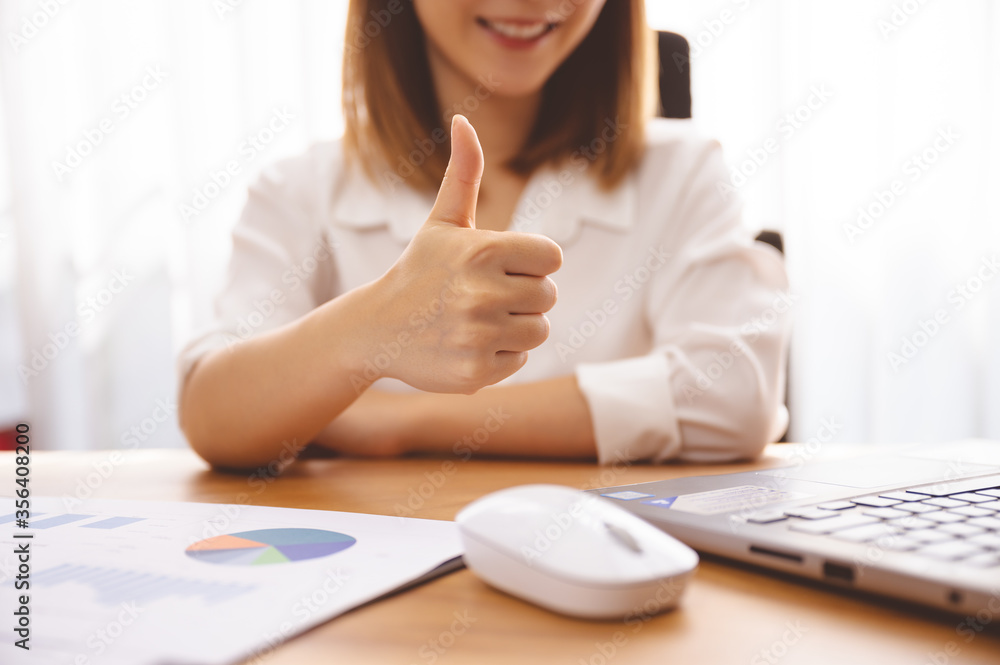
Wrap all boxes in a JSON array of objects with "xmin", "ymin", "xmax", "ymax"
[{"xmin": 485, "ymin": 19, "xmax": 550, "ymax": 40}]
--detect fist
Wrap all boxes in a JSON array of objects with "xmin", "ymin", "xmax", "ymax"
[{"xmin": 371, "ymin": 115, "xmax": 562, "ymax": 394}]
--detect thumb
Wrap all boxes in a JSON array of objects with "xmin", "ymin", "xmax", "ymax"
[{"xmin": 428, "ymin": 114, "xmax": 483, "ymax": 229}]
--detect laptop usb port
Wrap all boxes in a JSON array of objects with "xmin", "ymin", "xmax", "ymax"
[
  {"xmin": 823, "ymin": 561, "xmax": 855, "ymax": 583},
  {"xmin": 749, "ymin": 545, "xmax": 803, "ymax": 563}
]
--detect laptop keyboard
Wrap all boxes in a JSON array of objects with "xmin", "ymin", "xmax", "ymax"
[{"xmin": 747, "ymin": 480, "xmax": 1000, "ymax": 568}]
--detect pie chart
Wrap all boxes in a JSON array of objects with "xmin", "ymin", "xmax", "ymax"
[{"xmin": 185, "ymin": 528, "xmax": 356, "ymax": 566}]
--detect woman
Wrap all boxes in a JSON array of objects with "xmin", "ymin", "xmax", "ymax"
[{"xmin": 179, "ymin": 0, "xmax": 791, "ymax": 469}]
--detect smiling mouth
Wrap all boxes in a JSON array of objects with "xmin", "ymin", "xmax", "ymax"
[{"xmin": 475, "ymin": 17, "xmax": 561, "ymax": 42}]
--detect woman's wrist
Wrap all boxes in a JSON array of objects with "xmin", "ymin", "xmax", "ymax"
[
  {"xmin": 301, "ymin": 280, "xmax": 389, "ymax": 390},
  {"xmin": 398, "ymin": 390, "xmax": 443, "ymax": 454},
  {"xmin": 405, "ymin": 391, "xmax": 495, "ymax": 456}
]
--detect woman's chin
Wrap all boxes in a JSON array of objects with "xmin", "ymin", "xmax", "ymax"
[{"xmin": 477, "ymin": 70, "xmax": 552, "ymax": 101}]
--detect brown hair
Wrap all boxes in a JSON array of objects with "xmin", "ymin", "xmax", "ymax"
[{"xmin": 342, "ymin": 0, "xmax": 654, "ymax": 192}]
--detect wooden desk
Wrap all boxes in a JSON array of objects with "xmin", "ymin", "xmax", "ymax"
[{"xmin": 3, "ymin": 447, "xmax": 999, "ymax": 664}]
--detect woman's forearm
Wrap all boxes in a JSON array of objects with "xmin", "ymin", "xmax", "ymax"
[
  {"xmin": 408, "ymin": 375, "xmax": 598, "ymax": 459},
  {"xmin": 179, "ymin": 284, "xmax": 379, "ymax": 470}
]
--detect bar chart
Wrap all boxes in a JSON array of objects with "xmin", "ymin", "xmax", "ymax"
[
  {"xmin": 32, "ymin": 563, "xmax": 255, "ymax": 606},
  {"xmin": 0, "ymin": 511, "xmax": 145, "ymax": 529}
]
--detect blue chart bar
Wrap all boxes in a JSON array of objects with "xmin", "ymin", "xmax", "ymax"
[
  {"xmin": 0, "ymin": 513, "xmax": 46, "ymax": 524},
  {"xmin": 81, "ymin": 517, "xmax": 145, "ymax": 530},
  {"xmin": 31, "ymin": 564, "xmax": 256, "ymax": 606},
  {"xmin": 32, "ymin": 514, "xmax": 94, "ymax": 529}
]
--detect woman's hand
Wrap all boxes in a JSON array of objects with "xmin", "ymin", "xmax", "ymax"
[{"xmin": 358, "ymin": 114, "xmax": 563, "ymax": 395}]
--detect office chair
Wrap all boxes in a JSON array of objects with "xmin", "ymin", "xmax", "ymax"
[{"xmin": 657, "ymin": 31, "xmax": 790, "ymax": 441}]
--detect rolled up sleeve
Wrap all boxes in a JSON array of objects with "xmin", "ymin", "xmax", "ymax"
[{"xmin": 577, "ymin": 354, "xmax": 682, "ymax": 464}]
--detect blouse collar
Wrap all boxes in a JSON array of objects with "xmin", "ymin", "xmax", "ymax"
[{"xmin": 331, "ymin": 158, "xmax": 636, "ymax": 246}]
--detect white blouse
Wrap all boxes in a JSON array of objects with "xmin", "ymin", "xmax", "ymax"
[{"xmin": 178, "ymin": 118, "xmax": 791, "ymax": 464}]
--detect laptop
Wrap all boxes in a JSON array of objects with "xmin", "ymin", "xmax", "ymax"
[{"xmin": 591, "ymin": 439, "xmax": 1000, "ymax": 615}]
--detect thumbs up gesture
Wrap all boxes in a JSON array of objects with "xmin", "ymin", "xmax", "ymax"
[{"xmin": 368, "ymin": 114, "xmax": 563, "ymax": 394}]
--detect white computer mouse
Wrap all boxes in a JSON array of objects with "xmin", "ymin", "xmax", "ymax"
[{"xmin": 456, "ymin": 484, "xmax": 699, "ymax": 620}]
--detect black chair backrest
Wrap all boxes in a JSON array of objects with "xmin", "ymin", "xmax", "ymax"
[{"xmin": 657, "ymin": 32, "xmax": 692, "ymax": 119}]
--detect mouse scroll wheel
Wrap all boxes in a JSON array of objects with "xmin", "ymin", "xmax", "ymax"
[{"xmin": 604, "ymin": 521, "xmax": 643, "ymax": 554}]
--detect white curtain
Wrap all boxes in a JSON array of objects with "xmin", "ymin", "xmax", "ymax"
[
  {"xmin": 650, "ymin": 0, "xmax": 1000, "ymax": 445},
  {"xmin": 0, "ymin": 0, "xmax": 348, "ymax": 450},
  {"xmin": 1, "ymin": 1, "xmax": 997, "ymax": 450}
]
